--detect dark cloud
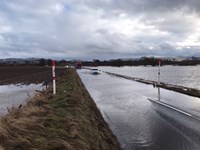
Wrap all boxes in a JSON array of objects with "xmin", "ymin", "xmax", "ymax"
[
  {"xmin": 86, "ymin": 0, "xmax": 200, "ymax": 15},
  {"xmin": 0, "ymin": 0, "xmax": 199, "ymax": 59}
]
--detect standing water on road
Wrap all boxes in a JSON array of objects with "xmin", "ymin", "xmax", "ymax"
[
  {"xmin": 78, "ymin": 69, "xmax": 200, "ymax": 150},
  {"xmin": 0, "ymin": 84, "xmax": 43, "ymax": 115}
]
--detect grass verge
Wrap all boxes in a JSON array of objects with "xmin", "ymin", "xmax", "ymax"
[{"xmin": 0, "ymin": 69, "xmax": 121, "ymax": 150}]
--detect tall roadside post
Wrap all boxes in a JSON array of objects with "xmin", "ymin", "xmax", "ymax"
[
  {"xmin": 52, "ymin": 60, "xmax": 56, "ymax": 95},
  {"xmin": 158, "ymin": 59, "xmax": 161, "ymax": 85},
  {"xmin": 158, "ymin": 59, "xmax": 161, "ymax": 101}
]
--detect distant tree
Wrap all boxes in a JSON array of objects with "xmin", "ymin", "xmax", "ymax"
[
  {"xmin": 57, "ymin": 59, "xmax": 67, "ymax": 66},
  {"xmin": 127, "ymin": 59, "xmax": 134, "ymax": 66},
  {"xmin": 93, "ymin": 59, "xmax": 100, "ymax": 63},
  {"xmin": 112, "ymin": 59, "xmax": 123, "ymax": 67},
  {"xmin": 47, "ymin": 59, "xmax": 52, "ymax": 66},
  {"xmin": 39, "ymin": 58, "xmax": 46, "ymax": 66},
  {"xmin": 59, "ymin": 59, "xmax": 67, "ymax": 64}
]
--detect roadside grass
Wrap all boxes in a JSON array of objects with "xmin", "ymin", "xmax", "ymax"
[{"xmin": 0, "ymin": 69, "xmax": 121, "ymax": 150}]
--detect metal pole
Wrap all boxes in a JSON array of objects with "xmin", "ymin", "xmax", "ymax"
[
  {"xmin": 158, "ymin": 59, "xmax": 160, "ymax": 85},
  {"xmin": 158, "ymin": 59, "xmax": 161, "ymax": 101},
  {"xmin": 52, "ymin": 60, "xmax": 56, "ymax": 95},
  {"xmin": 158, "ymin": 87, "xmax": 160, "ymax": 101}
]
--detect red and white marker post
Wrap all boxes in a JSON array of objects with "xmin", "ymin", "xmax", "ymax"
[{"xmin": 52, "ymin": 60, "xmax": 56, "ymax": 95}]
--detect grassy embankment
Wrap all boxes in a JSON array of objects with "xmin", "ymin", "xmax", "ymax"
[{"xmin": 0, "ymin": 69, "xmax": 121, "ymax": 150}]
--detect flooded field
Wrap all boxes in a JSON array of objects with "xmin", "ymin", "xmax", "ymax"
[
  {"xmin": 78, "ymin": 69, "xmax": 200, "ymax": 150},
  {"xmin": 0, "ymin": 84, "xmax": 43, "ymax": 115},
  {"xmin": 0, "ymin": 67, "xmax": 65, "ymax": 116},
  {"xmin": 97, "ymin": 66, "xmax": 200, "ymax": 90}
]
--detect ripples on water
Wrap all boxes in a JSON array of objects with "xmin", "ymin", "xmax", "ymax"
[{"xmin": 97, "ymin": 65, "xmax": 200, "ymax": 90}]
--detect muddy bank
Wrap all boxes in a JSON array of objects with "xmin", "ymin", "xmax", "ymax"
[
  {"xmin": 105, "ymin": 71, "xmax": 200, "ymax": 98},
  {"xmin": 0, "ymin": 69, "xmax": 121, "ymax": 150}
]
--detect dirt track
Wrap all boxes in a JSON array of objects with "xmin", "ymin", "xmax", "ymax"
[{"xmin": 0, "ymin": 67, "xmax": 65, "ymax": 85}]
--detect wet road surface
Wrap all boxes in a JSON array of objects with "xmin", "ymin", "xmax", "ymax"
[{"xmin": 78, "ymin": 69, "xmax": 200, "ymax": 150}]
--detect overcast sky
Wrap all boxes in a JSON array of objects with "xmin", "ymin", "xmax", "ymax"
[{"xmin": 0, "ymin": 0, "xmax": 200, "ymax": 60}]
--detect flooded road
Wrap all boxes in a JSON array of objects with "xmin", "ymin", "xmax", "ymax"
[
  {"xmin": 78, "ymin": 69, "xmax": 200, "ymax": 150},
  {"xmin": 0, "ymin": 84, "xmax": 43, "ymax": 115}
]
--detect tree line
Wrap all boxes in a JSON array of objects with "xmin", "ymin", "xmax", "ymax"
[{"xmin": 82, "ymin": 57, "xmax": 200, "ymax": 67}]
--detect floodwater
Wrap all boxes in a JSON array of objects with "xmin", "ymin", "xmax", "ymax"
[
  {"xmin": 97, "ymin": 66, "xmax": 200, "ymax": 90},
  {"xmin": 0, "ymin": 84, "xmax": 43, "ymax": 115},
  {"xmin": 78, "ymin": 69, "xmax": 200, "ymax": 150}
]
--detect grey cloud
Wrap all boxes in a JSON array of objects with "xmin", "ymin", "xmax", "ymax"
[
  {"xmin": 86, "ymin": 0, "xmax": 200, "ymax": 15},
  {"xmin": 84, "ymin": 0, "xmax": 200, "ymax": 41},
  {"xmin": 0, "ymin": 0, "xmax": 199, "ymax": 59}
]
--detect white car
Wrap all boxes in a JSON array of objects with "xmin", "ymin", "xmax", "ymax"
[{"xmin": 91, "ymin": 69, "xmax": 100, "ymax": 75}]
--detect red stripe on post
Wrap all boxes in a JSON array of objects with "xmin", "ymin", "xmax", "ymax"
[
  {"xmin": 158, "ymin": 59, "xmax": 161, "ymax": 65},
  {"xmin": 52, "ymin": 60, "xmax": 55, "ymax": 66},
  {"xmin": 52, "ymin": 77, "xmax": 56, "ymax": 80}
]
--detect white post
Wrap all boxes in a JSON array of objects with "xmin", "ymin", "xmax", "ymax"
[
  {"xmin": 52, "ymin": 60, "xmax": 56, "ymax": 95},
  {"xmin": 158, "ymin": 59, "xmax": 161, "ymax": 85},
  {"xmin": 158, "ymin": 59, "xmax": 161, "ymax": 101},
  {"xmin": 158, "ymin": 87, "xmax": 161, "ymax": 101}
]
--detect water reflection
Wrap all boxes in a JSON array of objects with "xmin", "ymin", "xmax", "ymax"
[
  {"xmin": 97, "ymin": 66, "xmax": 200, "ymax": 90},
  {"xmin": 78, "ymin": 69, "xmax": 200, "ymax": 150},
  {"xmin": 0, "ymin": 84, "xmax": 43, "ymax": 115}
]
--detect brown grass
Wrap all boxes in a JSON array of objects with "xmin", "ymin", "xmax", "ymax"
[{"xmin": 0, "ymin": 69, "xmax": 121, "ymax": 150}]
